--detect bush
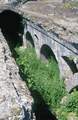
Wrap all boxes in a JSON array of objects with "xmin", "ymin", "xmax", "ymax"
[
  {"xmin": 15, "ymin": 47, "xmax": 65, "ymax": 111},
  {"xmin": 15, "ymin": 47, "xmax": 78, "ymax": 120},
  {"xmin": 56, "ymin": 91, "xmax": 78, "ymax": 120},
  {"xmin": 64, "ymin": 91, "xmax": 78, "ymax": 114}
]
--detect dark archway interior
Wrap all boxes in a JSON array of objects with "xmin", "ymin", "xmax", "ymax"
[
  {"xmin": 62, "ymin": 56, "xmax": 78, "ymax": 74},
  {"xmin": 0, "ymin": 10, "xmax": 24, "ymax": 50},
  {"xmin": 26, "ymin": 31, "xmax": 35, "ymax": 47},
  {"xmin": 70, "ymin": 86, "xmax": 78, "ymax": 93},
  {"xmin": 72, "ymin": 43, "xmax": 78, "ymax": 50},
  {"xmin": 40, "ymin": 44, "xmax": 57, "ymax": 62}
]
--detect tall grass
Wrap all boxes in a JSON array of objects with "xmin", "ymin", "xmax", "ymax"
[
  {"xmin": 15, "ymin": 47, "xmax": 78, "ymax": 120},
  {"xmin": 15, "ymin": 47, "xmax": 65, "ymax": 111}
]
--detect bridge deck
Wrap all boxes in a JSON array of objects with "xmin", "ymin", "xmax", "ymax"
[{"xmin": 19, "ymin": 1, "xmax": 78, "ymax": 43}]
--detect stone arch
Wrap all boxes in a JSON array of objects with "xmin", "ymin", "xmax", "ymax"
[
  {"xmin": 40, "ymin": 44, "xmax": 57, "ymax": 62},
  {"xmin": 0, "ymin": 9, "xmax": 24, "ymax": 49},
  {"xmin": 70, "ymin": 86, "xmax": 78, "ymax": 93},
  {"xmin": 65, "ymin": 73, "xmax": 78, "ymax": 92},
  {"xmin": 26, "ymin": 31, "xmax": 35, "ymax": 48},
  {"xmin": 62, "ymin": 56, "xmax": 78, "ymax": 74}
]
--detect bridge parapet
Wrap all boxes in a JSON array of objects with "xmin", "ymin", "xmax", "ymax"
[{"xmin": 25, "ymin": 19, "xmax": 78, "ymax": 58}]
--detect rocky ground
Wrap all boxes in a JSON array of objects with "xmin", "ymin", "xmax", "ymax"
[{"xmin": 0, "ymin": 29, "xmax": 35, "ymax": 120}]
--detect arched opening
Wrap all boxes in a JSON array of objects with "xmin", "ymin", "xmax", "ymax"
[
  {"xmin": 0, "ymin": 10, "xmax": 24, "ymax": 50},
  {"xmin": 26, "ymin": 31, "xmax": 35, "ymax": 48},
  {"xmin": 72, "ymin": 43, "xmax": 78, "ymax": 50},
  {"xmin": 62, "ymin": 56, "xmax": 78, "ymax": 74},
  {"xmin": 40, "ymin": 44, "xmax": 57, "ymax": 62},
  {"xmin": 69, "ymin": 86, "xmax": 78, "ymax": 93}
]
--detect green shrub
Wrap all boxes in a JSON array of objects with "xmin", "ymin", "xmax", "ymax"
[
  {"xmin": 64, "ymin": 91, "xmax": 78, "ymax": 114},
  {"xmin": 15, "ymin": 47, "xmax": 78, "ymax": 119},
  {"xmin": 56, "ymin": 91, "xmax": 78, "ymax": 120},
  {"xmin": 15, "ymin": 47, "xmax": 65, "ymax": 111},
  {"xmin": 16, "ymin": 48, "xmax": 78, "ymax": 120}
]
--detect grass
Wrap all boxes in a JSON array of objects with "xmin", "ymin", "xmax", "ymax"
[
  {"xmin": 15, "ymin": 47, "xmax": 65, "ymax": 110},
  {"xmin": 56, "ymin": 90, "xmax": 78, "ymax": 120},
  {"xmin": 14, "ymin": 46, "xmax": 78, "ymax": 120}
]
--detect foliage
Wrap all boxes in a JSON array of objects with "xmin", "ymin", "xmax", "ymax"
[
  {"xmin": 14, "ymin": 47, "xmax": 78, "ymax": 120},
  {"xmin": 56, "ymin": 90, "xmax": 78, "ymax": 120},
  {"xmin": 15, "ymin": 47, "xmax": 65, "ymax": 111},
  {"xmin": 64, "ymin": 91, "xmax": 78, "ymax": 114},
  {"xmin": 63, "ymin": 2, "xmax": 78, "ymax": 9}
]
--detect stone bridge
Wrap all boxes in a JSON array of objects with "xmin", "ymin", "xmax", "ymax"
[{"xmin": 0, "ymin": 2, "xmax": 78, "ymax": 92}]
